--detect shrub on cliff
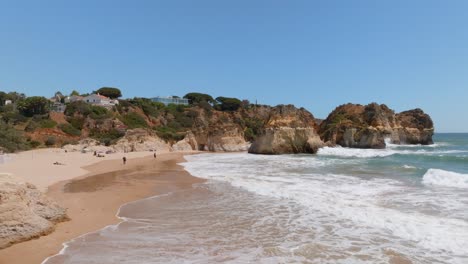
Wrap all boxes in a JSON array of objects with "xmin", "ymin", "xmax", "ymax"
[
  {"xmin": 89, "ymin": 106, "xmax": 111, "ymax": 120},
  {"xmin": 39, "ymin": 119, "xmax": 57, "ymax": 128},
  {"xmin": 154, "ymin": 126, "xmax": 185, "ymax": 142},
  {"xmin": 0, "ymin": 121, "xmax": 31, "ymax": 152},
  {"xmin": 120, "ymin": 112, "xmax": 148, "ymax": 129},
  {"xmin": 24, "ymin": 116, "xmax": 57, "ymax": 132},
  {"xmin": 127, "ymin": 98, "xmax": 164, "ymax": 117},
  {"xmin": 1, "ymin": 110, "xmax": 28, "ymax": 125},
  {"xmin": 164, "ymin": 103, "xmax": 187, "ymax": 114},
  {"xmin": 243, "ymin": 117, "xmax": 264, "ymax": 141},
  {"xmin": 184, "ymin": 92, "xmax": 216, "ymax": 105},
  {"xmin": 65, "ymin": 102, "xmax": 110, "ymax": 120},
  {"xmin": 215, "ymin": 97, "xmax": 242, "ymax": 111},
  {"xmin": 17, "ymin": 96, "xmax": 49, "ymax": 117},
  {"xmin": 59, "ymin": 123, "xmax": 81, "ymax": 136},
  {"xmin": 90, "ymin": 128, "xmax": 125, "ymax": 146},
  {"xmin": 65, "ymin": 101, "xmax": 92, "ymax": 116},
  {"xmin": 67, "ymin": 116, "xmax": 85, "ymax": 130}
]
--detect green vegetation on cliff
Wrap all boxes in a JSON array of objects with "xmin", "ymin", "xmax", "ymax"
[
  {"xmin": 0, "ymin": 120, "xmax": 32, "ymax": 152},
  {"xmin": 0, "ymin": 89, "xmax": 259, "ymax": 152}
]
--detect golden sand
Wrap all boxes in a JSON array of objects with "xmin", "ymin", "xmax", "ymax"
[{"xmin": 0, "ymin": 151, "xmax": 203, "ymax": 264}]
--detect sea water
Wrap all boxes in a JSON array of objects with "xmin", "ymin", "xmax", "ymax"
[{"xmin": 44, "ymin": 133, "xmax": 468, "ymax": 264}]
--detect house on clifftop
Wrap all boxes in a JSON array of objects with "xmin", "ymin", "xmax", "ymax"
[
  {"xmin": 82, "ymin": 93, "xmax": 119, "ymax": 108},
  {"xmin": 151, "ymin": 96, "xmax": 189, "ymax": 105}
]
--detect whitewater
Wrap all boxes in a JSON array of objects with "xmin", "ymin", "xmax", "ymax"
[{"xmin": 44, "ymin": 133, "xmax": 468, "ymax": 264}]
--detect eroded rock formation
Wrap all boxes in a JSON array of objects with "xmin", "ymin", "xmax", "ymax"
[
  {"xmin": 190, "ymin": 110, "xmax": 250, "ymax": 152},
  {"xmin": 248, "ymin": 105, "xmax": 324, "ymax": 154},
  {"xmin": 113, "ymin": 129, "xmax": 172, "ymax": 152},
  {"xmin": 0, "ymin": 175, "xmax": 68, "ymax": 249},
  {"xmin": 318, "ymin": 103, "xmax": 434, "ymax": 148}
]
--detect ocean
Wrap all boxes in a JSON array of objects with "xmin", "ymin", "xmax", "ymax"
[{"xmin": 44, "ymin": 133, "xmax": 468, "ymax": 264}]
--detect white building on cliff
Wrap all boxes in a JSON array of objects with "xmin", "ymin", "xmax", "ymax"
[{"xmin": 82, "ymin": 94, "xmax": 119, "ymax": 107}]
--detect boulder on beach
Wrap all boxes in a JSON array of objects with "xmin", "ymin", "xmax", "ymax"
[{"xmin": 0, "ymin": 174, "xmax": 68, "ymax": 249}]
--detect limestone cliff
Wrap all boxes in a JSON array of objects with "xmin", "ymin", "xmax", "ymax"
[
  {"xmin": 318, "ymin": 103, "xmax": 434, "ymax": 148},
  {"xmin": 190, "ymin": 109, "xmax": 250, "ymax": 152},
  {"xmin": 248, "ymin": 105, "xmax": 324, "ymax": 154},
  {"xmin": 172, "ymin": 131, "xmax": 198, "ymax": 152},
  {"xmin": 113, "ymin": 129, "xmax": 172, "ymax": 152},
  {"xmin": 0, "ymin": 174, "xmax": 68, "ymax": 249}
]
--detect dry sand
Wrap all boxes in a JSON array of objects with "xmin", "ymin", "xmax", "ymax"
[
  {"xmin": 0, "ymin": 148, "xmax": 164, "ymax": 192},
  {"xmin": 0, "ymin": 150, "xmax": 204, "ymax": 264}
]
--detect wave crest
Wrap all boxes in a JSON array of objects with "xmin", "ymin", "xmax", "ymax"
[
  {"xmin": 317, "ymin": 146, "xmax": 395, "ymax": 158},
  {"xmin": 422, "ymin": 169, "xmax": 468, "ymax": 189}
]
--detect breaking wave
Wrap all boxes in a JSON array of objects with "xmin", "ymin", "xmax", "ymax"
[{"xmin": 423, "ymin": 169, "xmax": 468, "ymax": 189}]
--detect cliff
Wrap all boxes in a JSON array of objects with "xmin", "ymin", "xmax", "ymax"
[
  {"xmin": 0, "ymin": 174, "xmax": 68, "ymax": 249},
  {"xmin": 189, "ymin": 109, "xmax": 250, "ymax": 152},
  {"xmin": 0, "ymin": 92, "xmax": 436, "ymax": 153},
  {"xmin": 318, "ymin": 103, "xmax": 434, "ymax": 148},
  {"xmin": 248, "ymin": 105, "xmax": 324, "ymax": 154}
]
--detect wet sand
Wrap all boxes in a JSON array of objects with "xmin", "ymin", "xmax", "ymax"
[{"xmin": 0, "ymin": 152, "xmax": 204, "ymax": 264}]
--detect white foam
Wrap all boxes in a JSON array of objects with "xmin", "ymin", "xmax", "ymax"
[
  {"xmin": 317, "ymin": 146, "xmax": 395, "ymax": 158},
  {"xmin": 402, "ymin": 165, "xmax": 417, "ymax": 169},
  {"xmin": 181, "ymin": 153, "xmax": 468, "ymax": 260},
  {"xmin": 42, "ymin": 192, "xmax": 175, "ymax": 264},
  {"xmin": 317, "ymin": 146, "xmax": 464, "ymax": 159},
  {"xmin": 385, "ymin": 138, "xmax": 448, "ymax": 148},
  {"xmin": 422, "ymin": 169, "xmax": 468, "ymax": 189}
]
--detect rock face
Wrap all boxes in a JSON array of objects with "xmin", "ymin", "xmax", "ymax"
[
  {"xmin": 0, "ymin": 174, "xmax": 68, "ymax": 249},
  {"xmin": 113, "ymin": 129, "xmax": 172, "ymax": 152},
  {"xmin": 172, "ymin": 132, "xmax": 198, "ymax": 151},
  {"xmin": 396, "ymin": 109, "xmax": 434, "ymax": 144},
  {"xmin": 318, "ymin": 103, "xmax": 434, "ymax": 148},
  {"xmin": 190, "ymin": 110, "xmax": 251, "ymax": 152},
  {"xmin": 62, "ymin": 138, "xmax": 110, "ymax": 153},
  {"xmin": 248, "ymin": 105, "xmax": 324, "ymax": 154}
]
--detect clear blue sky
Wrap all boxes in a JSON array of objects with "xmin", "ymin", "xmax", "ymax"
[{"xmin": 1, "ymin": 0, "xmax": 467, "ymax": 132}]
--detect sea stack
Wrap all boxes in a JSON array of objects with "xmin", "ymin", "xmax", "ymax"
[
  {"xmin": 248, "ymin": 105, "xmax": 324, "ymax": 154},
  {"xmin": 318, "ymin": 103, "xmax": 434, "ymax": 148}
]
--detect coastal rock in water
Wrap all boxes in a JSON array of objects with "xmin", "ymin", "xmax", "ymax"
[
  {"xmin": 248, "ymin": 105, "xmax": 324, "ymax": 154},
  {"xmin": 318, "ymin": 103, "xmax": 434, "ymax": 148},
  {"xmin": 249, "ymin": 127, "xmax": 323, "ymax": 154},
  {"xmin": 0, "ymin": 174, "xmax": 68, "ymax": 249},
  {"xmin": 112, "ymin": 129, "xmax": 172, "ymax": 152},
  {"xmin": 395, "ymin": 109, "xmax": 434, "ymax": 145}
]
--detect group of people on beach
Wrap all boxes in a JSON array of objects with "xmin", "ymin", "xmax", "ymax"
[
  {"xmin": 122, "ymin": 150, "xmax": 156, "ymax": 165},
  {"xmin": 52, "ymin": 149, "xmax": 157, "ymax": 166}
]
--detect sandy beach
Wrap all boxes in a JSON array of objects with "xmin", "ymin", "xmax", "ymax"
[
  {"xmin": 0, "ymin": 148, "xmax": 164, "ymax": 192},
  {"xmin": 0, "ymin": 149, "xmax": 203, "ymax": 264}
]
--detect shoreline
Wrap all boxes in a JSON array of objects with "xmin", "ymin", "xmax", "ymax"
[{"xmin": 0, "ymin": 151, "xmax": 204, "ymax": 264}]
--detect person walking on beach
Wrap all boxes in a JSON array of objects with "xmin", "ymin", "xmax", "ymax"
[
  {"xmin": 154, "ymin": 152, "xmax": 157, "ymax": 159},
  {"xmin": 123, "ymin": 156, "xmax": 127, "ymax": 165}
]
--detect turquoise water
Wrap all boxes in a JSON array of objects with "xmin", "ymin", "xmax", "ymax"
[
  {"xmin": 317, "ymin": 133, "xmax": 468, "ymax": 183},
  {"xmin": 44, "ymin": 134, "xmax": 468, "ymax": 264}
]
